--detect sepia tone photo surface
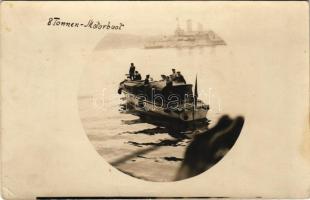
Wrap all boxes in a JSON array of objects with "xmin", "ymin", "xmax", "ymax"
[{"xmin": 1, "ymin": 1, "xmax": 309, "ymax": 199}]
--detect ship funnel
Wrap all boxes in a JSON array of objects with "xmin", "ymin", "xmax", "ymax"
[
  {"xmin": 186, "ymin": 19, "xmax": 192, "ymax": 33},
  {"xmin": 176, "ymin": 17, "xmax": 180, "ymax": 29},
  {"xmin": 197, "ymin": 23, "xmax": 203, "ymax": 32}
]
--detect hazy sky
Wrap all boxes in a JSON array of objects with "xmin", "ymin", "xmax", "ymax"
[{"xmin": 2, "ymin": 1, "xmax": 308, "ymax": 52}]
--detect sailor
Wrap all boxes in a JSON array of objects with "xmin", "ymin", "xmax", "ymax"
[
  {"xmin": 175, "ymin": 71, "xmax": 186, "ymax": 84},
  {"xmin": 134, "ymin": 71, "xmax": 142, "ymax": 80},
  {"xmin": 129, "ymin": 63, "xmax": 136, "ymax": 80},
  {"xmin": 166, "ymin": 76, "xmax": 173, "ymax": 87},
  {"xmin": 144, "ymin": 75, "xmax": 150, "ymax": 85},
  {"xmin": 171, "ymin": 68, "xmax": 177, "ymax": 80},
  {"xmin": 161, "ymin": 74, "xmax": 167, "ymax": 80}
]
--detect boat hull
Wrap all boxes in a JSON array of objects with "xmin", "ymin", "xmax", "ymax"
[{"xmin": 121, "ymin": 91, "xmax": 209, "ymax": 130}]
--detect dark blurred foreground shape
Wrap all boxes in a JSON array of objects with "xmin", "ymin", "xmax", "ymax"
[{"xmin": 175, "ymin": 115, "xmax": 245, "ymax": 181}]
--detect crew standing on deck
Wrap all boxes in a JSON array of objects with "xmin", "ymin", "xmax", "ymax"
[
  {"xmin": 129, "ymin": 63, "xmax": 136, "ymax": 80},
  {"xmin": 144, "ymin": 75, "xmax": 150, "ymax": 85},
  {"xmin": 134, "ymin": 71, "xmax": 142, "ymax": 80},
  {"xmin": 166, "ymin": 76, "xmax": 173, "ymax": 87},
  {"xmin": 175, "ymin": 71, "xmax": 186, "ymax": 84},
  {"xmin": 171, "ymin": 68, "xmax": 177, "ymax": 80}
]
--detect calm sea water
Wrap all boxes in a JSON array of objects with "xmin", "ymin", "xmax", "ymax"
[
  {"xmin": 77, "ymin": 43, "xmax": 294, "ymax": 181},
  {"xmin": 77, "ymin": 45, "xmax": 245, "ymax": 181}
]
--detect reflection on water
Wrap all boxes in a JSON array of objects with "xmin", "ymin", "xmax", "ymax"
[
  {"xmin": 127, "ymin": 139, "xmax": 186, "ymax": 148},
  {"xmin": 78, "ymin": 45, "xmax": 236, "ymax": 181},
  {"xmin": 119, "ymin": 126, "xmax": 167, "ymax": 135},
  {"xmin": 121, "ymin": 118, "xmax": 144, "ymax": 125}
]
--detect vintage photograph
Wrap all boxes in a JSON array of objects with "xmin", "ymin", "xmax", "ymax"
[
  {"xmin": 1, "ymin": 1, "xmax": 309, "ymax": 198},
  {"xmin": 78, "ymin": 14, "xmax": 246, "ymax": 181}
]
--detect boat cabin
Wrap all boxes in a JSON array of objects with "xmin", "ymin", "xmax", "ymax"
[{"xmin": 120, "ymin": 79, "xmax": 195, "ymax": 104}]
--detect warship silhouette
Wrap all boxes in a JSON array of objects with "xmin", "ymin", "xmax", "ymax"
[{"xmin": 144, "ymin": 19, "xmax": 226, "ymax": 49}]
